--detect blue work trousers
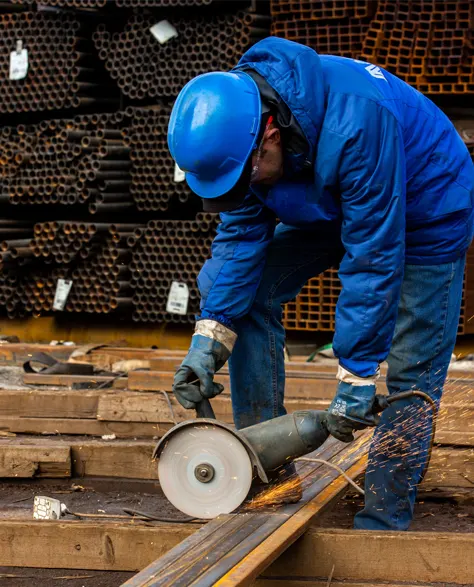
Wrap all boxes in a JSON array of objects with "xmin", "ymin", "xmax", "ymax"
[{"xmin": 228, "ymin": 222, "xmax": 465, "ymax": 531}]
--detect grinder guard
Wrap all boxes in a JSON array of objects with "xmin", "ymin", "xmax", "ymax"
[{"xmin": 153, "ymin": 418, "xmax": 269, "ymax": 483}]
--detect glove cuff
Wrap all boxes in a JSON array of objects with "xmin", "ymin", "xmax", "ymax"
[
  {"xmin": 194, "ymin": 319, "xmax": 237, "ymax": 354},
  {"xmin": 337, "ymin": 364, "xmax": 380, "ymax": 386}
]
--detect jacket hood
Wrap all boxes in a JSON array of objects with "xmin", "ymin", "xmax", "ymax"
[{"xmin": 233, "ymin": 37, "xmax": 326, "ymax": 169}]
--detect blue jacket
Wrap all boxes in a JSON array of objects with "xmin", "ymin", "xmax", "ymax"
[{"xmin": 197, "ymin": 37, "xmax": 474, "ymax": 377}]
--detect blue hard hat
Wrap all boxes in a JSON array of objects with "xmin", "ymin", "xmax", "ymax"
[{"xmin": 168, "ymin": 71, "xmax": 262, "ymax": 200}]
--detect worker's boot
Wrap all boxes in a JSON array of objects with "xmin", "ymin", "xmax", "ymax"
[{"xmin": 245, "ymin": 463, "xmax": 303, "ymax": 508}]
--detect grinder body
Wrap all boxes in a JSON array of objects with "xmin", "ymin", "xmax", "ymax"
[{"xmin": 239, "ymin": 410, "xmax": 330, "ymax": 472}]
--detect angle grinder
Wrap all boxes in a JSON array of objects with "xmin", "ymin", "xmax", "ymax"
[
  {"xmin": 154, "ymin": 391, "xmax": 435, "ymax": 519},
  {"xmin": 155, "ymin": 398, "xmax": 335, "ymax": 519}
]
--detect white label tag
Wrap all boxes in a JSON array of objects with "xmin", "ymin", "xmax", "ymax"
[
  {"xmin": 9, "ymin": 48, "xmax": 28, "ymax": 80},
  {"xmin": 53, "ymin": 279, "xmax": 73, "ymax": 311},
  {"xmin": 150, "ymin": 20, "xmax": 178, "ymax": 44},
  {"xmin": 166, "ymin": 282, "xmax": 189, "ymax": 315},
  {"xmin": 174, "ymin": 163, "xmax": 185, "ymax": 182}
]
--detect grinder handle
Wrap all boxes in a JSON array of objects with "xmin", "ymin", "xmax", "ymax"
[
  {"xmin": 184, "ymin": 374, "xmax": 216, "ymax": 419},
  {"xmin": 196, "ymin": 398, "xmax": 216, "ymax": 419}
]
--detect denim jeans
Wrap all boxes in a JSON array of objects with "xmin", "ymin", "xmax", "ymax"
[{"xmin": 228, "ymin": 222, "xmax": 466, "ymax": 530}]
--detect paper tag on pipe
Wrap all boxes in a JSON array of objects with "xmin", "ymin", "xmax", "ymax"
[
  {"xmin": 174, "ymin": 163, "xmax": 185, "ymax": 182},
  {"xmin": 9, "ymin": 45, "xmax": 28, "ymax": 80},
  {"xmin": 53, "ymin": 279, "xmax": 73, "ymax": 311},
  {"xmin": 150, "ymin": 20, "xmax": 178, "ymax": 44},
  {"xmin": 166, "ymin": 282, "xmax": 189, "ymax": 315}
]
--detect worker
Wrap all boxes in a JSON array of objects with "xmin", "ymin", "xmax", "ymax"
[{"xmin": 167, "ymin": 37, "xmax": 474, "ymax": 531}]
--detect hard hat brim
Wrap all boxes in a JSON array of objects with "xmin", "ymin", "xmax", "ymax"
[
  {"xmin": 186, "ymin": 157, "xmax": 248, "ymax": 200},
  {"xmin": 200, "ymin": 158, "xmax": 252, "ymax": 213}
]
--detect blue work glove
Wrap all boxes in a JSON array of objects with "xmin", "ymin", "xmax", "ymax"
[
  {"xmin": 173, "ymin": 334, "xmax": 230, "ymax": 410},
  {"xmin": 326, "ymin": 377, "xmax": 380, "ymax": 443}
]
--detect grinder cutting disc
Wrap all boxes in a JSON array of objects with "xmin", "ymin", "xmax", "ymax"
[{"xmin": 158, "ymin": 423, "xmax": 253, "ymax": 519}]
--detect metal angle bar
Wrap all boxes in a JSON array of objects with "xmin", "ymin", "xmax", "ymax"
[{"xmin": 122, "ymin": 432, "xmax": 371, "ymax": 587}]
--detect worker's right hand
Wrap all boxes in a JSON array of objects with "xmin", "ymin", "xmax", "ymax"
[
  {"xmin": 326, "ymin": 365, "xmax": 382, "ymax": 442},
  {"xmin": 173, "ymin": 333, "xmax": 231, "ymax": 410}
]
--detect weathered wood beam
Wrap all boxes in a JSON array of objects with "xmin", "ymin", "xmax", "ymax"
[
  {"xmin": 261, "ymin": 528, "xmax": 474, "ymax": 585},
  {"xmin": 0, "ymin": 518, "xmax": 470, "ymax": 585},
  {"xmin": 23, "ymin": 373, "xmax": 128, "ymax": 388},
  {"xmin": 0, "ymin": 520, "xmax": 195, "ymax": 571},
  {"xmin": 0, "ymin": 440, "xmax": 71, "ymax": 478},
  {"xmin": 129, "ymin": 369, "xmax": 474, "ymax": 403},
  {"xmin": 0, "ymin": 416, "xmax": 164, "ymax": 438},
  {"xmin": 255, "ymin": 582, "xmax": 445, "ymax": 587}
]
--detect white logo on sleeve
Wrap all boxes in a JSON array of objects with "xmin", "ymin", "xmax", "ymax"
[
  {"xmin": 365, "ymin": 64, "xmax": 387, "ymax": 81},
  {"xmin": 353, "ymin": 59, "xmax": 387, "ymax": 82}
]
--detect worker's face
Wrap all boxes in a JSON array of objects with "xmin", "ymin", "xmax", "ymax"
[{"xmin": 250, "ymin": 126, "xmax": 284, "ymax": 186}]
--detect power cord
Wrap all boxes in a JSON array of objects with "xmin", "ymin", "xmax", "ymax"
[
  {"xmin": 295, "ymin": 456, "xmax": 366, "ymax": 495},
  {"xmin": 297, "ymin": 390, "xmax": 437, "ymax": 497},
  {"xmin": 64, "ymin": 508, "xmax": 201, "ymax": 523}
]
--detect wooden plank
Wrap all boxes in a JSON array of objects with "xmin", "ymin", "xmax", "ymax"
[
  {"xmin": 98, "ymin": 393, "xmax": 239, "ymax": 424},
  {"xmin": 97, "ymin": 392, "xmax": 190, "ymax": 423},
  {"xmin": 423, "ymin": 446, "xmax": 474, "ymax": 488},
  {"xmin": 437, "ymin": 402, "xmax": 474, "ymax": 431},
  {"xmin": 255, "ymin": 582, "xmax": 447, "ymax": 587},
  {"xmin": 0, "ymin": 343, "xmax": 187, "ymax": 366},
  {"xmin": 0, "ymin": 388, "xmax": 100, "ymax": 419},
  {"xmin": 69, "ymin": 439, "xmax": 157, "ymax": 479},
  {"xmin": 128, "ymin": 371, "xmax": 339, "ymax": 400},
  {"xmin": 0, "ymin": 439, "xmax": 71, "ymax": 478},
  {"xmin": 0, "ymin": 519, "xmax": 471, "ymax": 584},
  {"xmin": 148, "ymin": 358, "xmax": 345, "ymax": 374},
  {"xmin": 0, "ymin": 416, "xmax": 167, "ymax": 438},
  {"xmin": 128, "ymin": 370, "xmax": 474, "ymax": 403},
  {"xmin": 23, "ymin": 373, "xmax": 128, "ymax": 389},
  {"xmin": 434, "ymin": 430, "xmax": 474, "ymax": 445},
  {"xmin": 0, "ymin": 520, "xmax": 194, "ymax": 571},
  {"xmin": 122, "ymin": 433, "xmax": 372, "ymax": 587},
  {"xmin": 148, "ymin": 357, "xmax": 184, "ymax": 371},
  {"xmin": 262, "ymin": 529, "xmax": 474, "ymax": 585},
  {"xmin": 0, "ymin": 343, "xmax": 74, "ymax": 365}
]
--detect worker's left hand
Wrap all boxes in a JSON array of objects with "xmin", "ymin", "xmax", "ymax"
[
  {"xmin": 326, "ymin": 372, "xmax": 380, "ymax": 442},
  {"xmin": 173, "ymin": 334, "xmax": 230, "ymax": 410}
]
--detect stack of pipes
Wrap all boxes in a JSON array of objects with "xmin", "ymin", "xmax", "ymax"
[
  {"xmin": 126, "ymin": 106, "xmax": 198, "ymax": 213},
  {"xmin": 0, "ymin": 220, "xmax": 34, "ymax": 270},
  {"xmin": 0, "ymin": 222, "xmax": 144, "ymax": 317},
  {"xmin": 66, "ymin": 223, "xmax": 143, "ymax": 314},
  {"xmin": 92, "ymin": 11, "xmax": 270, "ymax": 100},
  {"xmin": 0, "ymin": 11, "xmax": 117, "ymax": 115},
  {"xmin": 130, "ymin": 214, "xmax": 219, "ymax": 323},
  {"xmin": 0, "ymin": 112, "xmax": 134, "ymax": 212},
  {"xmin": 12, "ymin": 0, "xmax": 213, "ymax": 6},
  {"xmin": 0, "ymin": 1, "xmax": 268, "ymax": 321}
]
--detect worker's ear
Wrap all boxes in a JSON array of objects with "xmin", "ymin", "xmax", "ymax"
[{"xmin": 265, "ymin": 127, "xmax": 281, "ymax": 146}]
